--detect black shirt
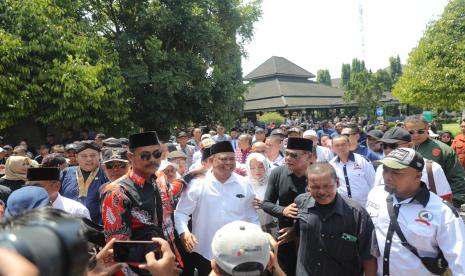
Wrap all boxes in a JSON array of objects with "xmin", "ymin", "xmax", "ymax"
[
  {"xmin": 263, "ymin": 166, "xmax": 307, "ymax": 228},
  {"xmin": 294, "ymin": 193, "xmax": 376, "ymax": 276}
]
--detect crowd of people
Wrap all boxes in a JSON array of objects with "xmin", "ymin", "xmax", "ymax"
[{"xmin": 0, "ymin": 114, "xmax": 464, "ymax": 276}]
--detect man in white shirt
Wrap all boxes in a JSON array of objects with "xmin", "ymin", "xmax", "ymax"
[
  {"xmin": 174, "ymin": 141, "xmax": 259, "ymax": 275},
  {"xmin": 366, "ymin": 148, "xmax": 465, "ymax": 275},
  {"xmin": 372, "ymin": 127, "xmax": 453, "ymax": 200},
  {"xmin": 265, "ymin": 135, "xmax": 284, "ymax": 169},
  {"xmin": 303, "ymin": 129, "xmax": 334, "ymax": 162},
  {"xmin": 330, "ymin": 135, "xmax": 375, "ymax": 207},
  {"xmin": 26, "ymin": 167, "xmax": 90, "ymax": 219}
]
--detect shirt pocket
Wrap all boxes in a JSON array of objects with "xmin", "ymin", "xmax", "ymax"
[{"xmin": 326, "ymin": 233, "xmax": 357, "ymax": 261}]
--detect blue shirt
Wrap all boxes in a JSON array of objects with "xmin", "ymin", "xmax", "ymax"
[{"xmin": 353, "ymin": 145, "xmax": 380, "ymax": 162}]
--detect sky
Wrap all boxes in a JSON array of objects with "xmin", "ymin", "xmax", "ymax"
[{"xmin": 241, "ymin": 0, "xmax": 450, "ymax": 79}]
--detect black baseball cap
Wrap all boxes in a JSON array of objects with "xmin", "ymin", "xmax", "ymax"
[
  {"xmin": 367, "ymin": 130, "xmax": 384, "ymax": 139},
  {"xmin": 378, "ymin": 127, "xmax": 411, "ymax": 144}
]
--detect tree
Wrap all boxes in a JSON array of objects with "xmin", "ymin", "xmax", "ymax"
[
  {"xmin": 316, "ymin": 69, "xmax": 332, "ymax": 86},
  {"xmin": 85, "ymin": 0, "xmax": 262, "ymax": 137},
  {"xmin": 389, "ymin": 55, "xmax": 402, "ymax": 83},
  {"xmin": 0, "ymin": 0, "xmax": 129, "ymax": 135},
  {"xmin": 341, "ymin": 63, "xmax": 351, "ymax": 88},
  {"xmin": 342, "ymin": 58, "xmax": 384, "ymax": 119},
  {"xmin": 393, "ymin": 0, "xmax": 465, "ymax": 110},
  {"xmin": 374, "ymin": 69, "xmax": 392, "ymax": 91}
]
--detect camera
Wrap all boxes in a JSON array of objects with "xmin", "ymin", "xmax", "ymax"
[{"xmin": 0, "ymin": 211, "xmax": 89, "ymax": 276}]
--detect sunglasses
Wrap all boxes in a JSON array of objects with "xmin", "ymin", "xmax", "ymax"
[
  {"xmin": 342, "ymin": 133, "xmax": 356, "ymax": 137},
  {"xmin": 105, "ymin": 162, "xmax": 128, "ymax": 169},
  {"xmin": 139, "ymin": 150, "xmax": 162, "ymax": 161},
  {"xmin": 382, "ymin": 143, "xmax": 398, "ymax": 150},
  {"xmin": 408, "ymin": 129, "xmax": 426, "ymax": 135}
]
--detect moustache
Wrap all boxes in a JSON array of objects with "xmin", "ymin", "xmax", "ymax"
[{"xmin": 145, "ymin": 162, "xmax": 160, "ymax": 169}]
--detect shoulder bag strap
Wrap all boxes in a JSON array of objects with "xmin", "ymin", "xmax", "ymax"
[{"xmin": 426, "ymin": 160, "xmax": 437, "ymax": 194}]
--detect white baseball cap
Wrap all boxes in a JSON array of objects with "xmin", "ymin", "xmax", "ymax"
[
  {"xmin": 303, "ymin": 129, "xmax": 317, "ymax": 138},
  {"xmin": 211, "ymin": 221, "xmax": 270, "ymax": 275}
]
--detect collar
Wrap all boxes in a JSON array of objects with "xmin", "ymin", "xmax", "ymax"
[
  {"xmin": 241, "ymin": 147, "xmax": 251, "ymax": 154},
  {"xmin": 411, "ymin": 182, "xmax": 430, "ymax": 207},
  {"xmin": 307, "ymin": 193, "xmax": 345, "ymax": 216},
  {"xmin": 336, "ymin": 152, "xmax": 355, "ymax": 163},
  {"xmin": 127, "ymin": 169, "xmax": 148, "ymax": 187},
  {"xmin": 52, "ymin": 193, "xmax": 62, "ymax": 207}
]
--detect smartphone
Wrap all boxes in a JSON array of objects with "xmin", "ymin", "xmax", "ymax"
[{"xmin": 113, "ymin": 240, "xmax": 161, "ymax": 263}]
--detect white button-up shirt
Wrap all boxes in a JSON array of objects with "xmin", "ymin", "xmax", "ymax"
[
  {"xmin": 330, "ymin": 153, "xmax": 375, "ymax": 207},
  {"xmin": 316, "ymin": 145, "xmax": 334, "ymax": 162},
  {"xmin": 174, "ymin": 170, "xmax": 260, "ymax": 260},
  {"xmin": 373, "ymin": 159, "xmax": 453, "ymax": 199},
  {"xmin": 366, "ymin": 184, "xmax": 465, "ymax": 276},
  {"xmin": 267, "ymin": 153, "xmax": 285, "ymax": 170},
  {"xmin": 52, "ymin": 193, "xmax": 90, "ymax": 219}
]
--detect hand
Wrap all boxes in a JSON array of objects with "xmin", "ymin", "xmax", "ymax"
[
  {"xmin": 282, "ymin": 203, "xmax": 298, "ymax": 218},
  {"xmin": 277, "ymin": 227, "xmax": 294, "ymax": 245},
  {"xmin": 87, "ymin": 238, "xmax": 122, "ymax": 276},
  {"xmin": 0, "ymin": 248, "xmax": 38, "ymax": 276},
  {"xmin": 138, "ymin": 238, "xmax": 182, "ymax": 276},
  {"xmin": 264, "ymin": 233, "xmax": 286, "ymax": 276},
  {"xmin": 253, "ymin": 198, "xmax": 263, "ymax": 209},
  {"xmin": 180, "ymin": 231, "xmax": 198, "ymax": 253}
]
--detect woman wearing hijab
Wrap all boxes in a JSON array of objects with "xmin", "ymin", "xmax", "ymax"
[
  {"xmin": 246, "ymin": 153, "xmax": 278, "ymax": 236},
  {"xmin": 0, "ymin": 156, "xmax": 34, "ymax": 193},
  {"xmin": 440, "ymin": 130, "xmax": 453, "ymax": 146}
]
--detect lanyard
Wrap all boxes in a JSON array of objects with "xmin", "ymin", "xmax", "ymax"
[
  {"xmin": 342, "ymin": 165, "xmax": 352, "ymax": 198},
  {"xmin": 76, "ymin": 168, "xmax": 99, "ymax": 197}
]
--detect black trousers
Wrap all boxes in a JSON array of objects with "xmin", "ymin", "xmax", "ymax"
[
  {"xmin": 278, "ymin": 242, "xmax": 297, "ymax": 276},
  {"xmin": 192, "ymin": 252, "xmax": 212, "ymax": 276}
]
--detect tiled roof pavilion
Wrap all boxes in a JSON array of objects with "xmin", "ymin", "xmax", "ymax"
[{"xmin": 243, "ymin": 56, "xmax": 397, "ymax": 112}]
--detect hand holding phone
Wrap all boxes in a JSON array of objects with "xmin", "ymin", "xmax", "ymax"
[
  {"xmin": 138, "ymin": 238, "xmax": 182, "ymax": 276},
  {"xmin": 113, "ymin": 240, "xmax": 161, "ymax": 263}
]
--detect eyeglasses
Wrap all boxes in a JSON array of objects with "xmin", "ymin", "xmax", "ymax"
[
  {"xmin": 139, "ymin": 150, "xmax": 162, "ymax": 161},
  {"xmin": 408, "ymin": 129, "xmax": 426, "ymax": 135},
  {"xmin": 105, "ymin": 162, "xmax": 128, "ymax": 169},
  {"xmin": 382, "ymin": 143, "xmax": 398, "ymax": 150},
  {"xmin": 342, "ymin": 133, "xmax": 356, "ymax": 137}
]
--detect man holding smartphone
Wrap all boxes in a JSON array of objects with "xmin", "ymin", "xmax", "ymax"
[{"xmin": 100, "ymin": 131, "xmax": 165, "ymax": 275}]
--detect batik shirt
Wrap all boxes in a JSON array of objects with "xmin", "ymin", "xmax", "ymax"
[{"xmin": 100, "ymin": 169, "xmax": 163, "ymax": 241}]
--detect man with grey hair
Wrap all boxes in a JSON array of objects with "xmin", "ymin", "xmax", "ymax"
[
  {"xmin": 404, "ymin": 114, "xmax": 465, "ymax": 207},
  {"xmin": 235, "ymin": 133, "xmax": 252, "ymax": 164}
]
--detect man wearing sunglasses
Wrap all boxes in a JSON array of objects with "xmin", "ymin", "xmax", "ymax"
[
  {"xmin": 341, "ymin": 125, "xmax": 381, "ymax": 162},
  {"xmin": 371, "ymin": 127, "xmax": 452, "ymax": 201},
  {"xmin": 100, "ymin": 131, "xmax": 165, "ymax": 275},
  {"xmin": 405, "ymin": 115, "xmax": 465, "ymax": 207},
  {"xmin": 262, "ymin": 137, "xmax": 316, "ymax": 276},
  {"xmin": 101, "ymin": 147, "xmax": 129, "ymax": 183}
]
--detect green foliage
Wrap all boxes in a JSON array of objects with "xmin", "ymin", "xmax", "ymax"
[
  {"xmin": 0, "ymin": 0, "xmax": 129, "ymax": 134},
  {"xmin": 340, "ymin": 63, "xmax": 351, "ymax": 88},
  {"xmin": 316, "ymin": 69, "xmax": 332, "ymax": 86},
  {"xmin": 85, "ymin": 0, "xmax": 262, "ymax": 136},
  {"xmin": 374, "ymin": 69, "xmax": 392, "ymax": 91},
  {"xmin": 393, "ymin": 0, "xmax": 465, "ymax": 110},
  {"xmin": 258, "ymin": 112, "xmax": 284, "ymax": 126},
  {"xmin": 389, "ymin": 55, "xmax": 402, "ymax": 83},
  {"xmin": 342, "ymin": 58, "xmax": 384, "ymax": 119}
]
